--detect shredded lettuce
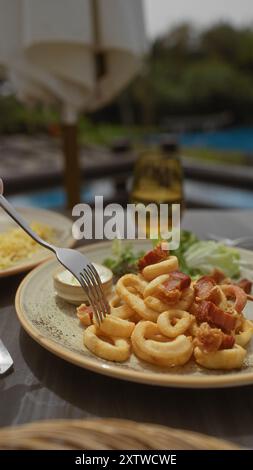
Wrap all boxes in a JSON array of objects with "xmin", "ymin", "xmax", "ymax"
[
  {"xmin": 152, "ymin": 230, "xmax": 241, "ymax": 278},
  {"xmin": 103, "ymin": 231, "xmax": 241, "ymax": 281},
  {"xmin": 172, "ymin": 230, "xmax": 199, "ymax": 276},
  {"xmin": 103, "ymin": 239, "xmax": 144, "ymax": 281},
  {"xmin": 184, "ymin": 240, "xmax": 240, "ymax": 278}
]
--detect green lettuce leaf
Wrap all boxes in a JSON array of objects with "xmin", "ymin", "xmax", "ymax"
[
  {"xmin": 103, "ymin": 239, "xmax": 144, "ymax": 281},
  {"xmin": 184, "ymin": 240, "xmax": 240, "ymax": 278}
]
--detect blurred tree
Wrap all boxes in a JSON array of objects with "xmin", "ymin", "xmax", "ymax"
[
  {"xmin": 201, "ymin": 23, "xmax": 240, "ymax": 63},
  {"xmin": 236, "ymin": 28, "xmax": 253, "ymax": 72},
  {"xmin": 124, "ymin": 22, "xmax": 253, "ymax": 125},
  {"xmin": 0, "ymin": 95, "xmax": 59, "ymax": 134}
]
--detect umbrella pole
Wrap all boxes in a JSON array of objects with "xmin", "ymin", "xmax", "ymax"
[
  {"xmin": 61, "ymin": 106, "xmax": 81, "ymax": 208},
  {"xmin": 62, "ymin": 123, "xmax": 81, "ymax": 208}
]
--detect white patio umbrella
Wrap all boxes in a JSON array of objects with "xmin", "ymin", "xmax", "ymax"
[{"xmin": 0, "ymin": 0, "xmax": 146, "ymax": 206}]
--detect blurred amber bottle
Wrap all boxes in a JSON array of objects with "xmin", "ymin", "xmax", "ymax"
[{"xmin": 130, "ymin": 136, "xmax": 184, "ymax": 234}]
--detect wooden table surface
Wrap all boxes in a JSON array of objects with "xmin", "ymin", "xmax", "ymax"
[{"xmin": 1, "ymin": 209, "xmax": 253, "ymax": 448}]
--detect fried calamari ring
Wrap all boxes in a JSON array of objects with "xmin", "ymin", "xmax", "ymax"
[
  {"xmin": 109, "ymin": 295, "xmax": 136, "ymax": 319},
  {"xmin": 210, "ymin": 285, "xmax": 228, "ymax": 309},
  {"xmin": 116, "ymin": 274, "xmax": 159, "ymax": 321},
  {"xmin": 131, "ymin": 321, "xmax": 193, "ymax": 367},
  {"xmin": 144, "ymin": 295, "xmax": 169, "ymax": 313},
  {"xmin": 157, "ymin": 309, "xmax": 194, "ymax": 338},
  {"xmin": 173, "ymin": 287, "xmax": 195, "ymax": 310},
  {"xmin": 142, "ymin": 256, "xmax": 179, "ymax": 281},
  {"xmin": 84, "ymin": 325, "xmax": 130, "ymax": 362},
  {"xmin": 186, "ymin": 319, "xmax": 199, "ymax": 337},
  {"xmin": 194, "ymin": 344, "xmax": 246, "ymax": 370},
  {"xmin": 143, "ymin": 284, "xmax": 194, "ymax": 315},
  {"xmin": 221, "ymin": 284, "xmax": 247, "ymax": 313},
  {"xmin": 235, "ymin": 319, "xmax": 253, "ymax": 347},
  {"xmin": 143, "ymin": 274, "xmax": 170, "ymax": 298},
  {"xmin": 98, "ymin": 315, "xmax": 135, "ymax": 338}
]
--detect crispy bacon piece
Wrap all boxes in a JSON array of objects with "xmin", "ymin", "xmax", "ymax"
[
  {"xmin": 163, "ymin": 271, "xmax": 191, "ymax": 291},
  {"xmin": 194, "ymin": 276, "xmax": 225, "ymax": 305},
  {"xmin": 77, "ymin": 304, "xmax": 93, "ymax": 326},
  {"xmin": 193, "ymin": 300, "xmax": 237, "ymax": 333},
  {"xmin": 208, "ymin": 286, "xmax": 228, "ymax": 306},
  {"xmin": 221, "ymin": 334, "xmax": 235, "ymax": 349},
  {"xmin": 194, "ymin": 322, "xmax": 235, "ymax": 353},
  {"xmin": 77, "ymin": 304, "xmax": 93, "ymax": 316},
  {"xmin": 236, "ymin": 278, "xmax": 252, "ymax": 294},
  {"xmin": 157, "ymin": 288, "xmax": 182, "ymax": 305},
  {"xmin": 217, "ymin": 277, "xmax": 253, "ymax": 296},
  {"xmin": 211, "ymin": 268, "xmax": 226, "ymax": 284},
  {"xmin": 212, "ymin": 270, "xmax": 252, "ymax": 295},
  {"xmin": 138, "ymin": 244, "xmax": 169, "ymax": 271},
  {"xmin": 157, "ymin": 271, "xmax": 191, "ymax": 305},
  {"xmin": 194, "ymin": 276, "xmax": 216, "ymax": 300}
]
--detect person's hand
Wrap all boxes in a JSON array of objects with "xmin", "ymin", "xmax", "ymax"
[{"xmin": 0, "ymin": 178, "xmax": 3, "ymax": 195}]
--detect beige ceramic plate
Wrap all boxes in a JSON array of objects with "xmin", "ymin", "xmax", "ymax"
[
  {"xmin": 15, "ymin": 240, "xmax": 253, "ymax": 388},
  {"xmin": 0, "ymin": 207, "xmax": 74, "ymax": 277}
]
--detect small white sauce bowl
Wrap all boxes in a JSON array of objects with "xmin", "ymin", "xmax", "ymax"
[{"xmin": 53, "ymin": 263, "xmax": 113, "ymax": 305}]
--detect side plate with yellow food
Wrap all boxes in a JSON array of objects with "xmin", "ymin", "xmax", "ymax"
[{"xmin": 0, "ymin": 207, "xmax": 74, "ymax": 277}]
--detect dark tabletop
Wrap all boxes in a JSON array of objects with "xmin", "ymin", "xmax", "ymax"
[{"xmin": 1, "ymin": 209, "xmax": 253, "ymax": 448}]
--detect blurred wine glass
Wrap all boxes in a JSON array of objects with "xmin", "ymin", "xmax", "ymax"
[{"xmin": 130, "ymin": 136, "xmax": 184, "ymax": 237}]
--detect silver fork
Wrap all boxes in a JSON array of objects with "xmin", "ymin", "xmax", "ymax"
[{"xmin": 0, "ymin": 179, "xmax": 109, "ymax": 324}]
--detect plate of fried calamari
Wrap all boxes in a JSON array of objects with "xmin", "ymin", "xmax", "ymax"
[{"xmin": 15, "ymin": 232, "xmax": 253, "ymax": 388}]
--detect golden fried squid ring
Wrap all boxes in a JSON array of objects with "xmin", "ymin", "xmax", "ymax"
[
  {"xmin": 144, "ymin": 296, "xmax": 169, "ymax": 313},
  {"xmin": 131, "ymin": 321, "xmax": 193, "ymax": 367},
  {"xmin": 145, "ymin": 288, "xmax": 194, "ymax": 312},
  {"xmin": 84, "ymin": 325, "xmax": 130, "ymax": 362},
  {"xmin": 143, "ymin": 274, "xmax": 169, "ymax": 298},
  {"xmin": 144, "ymin": 284, "xmax": 194, "ymax": 314},
  {"xmin": 116, "ymin": 274, "xmax": 159, "ymax": 321},
  {"xmin": 98, "ymin": 315, "xmax": 135, "ymax": 338},
  {"xmin": 173, "ymin": 287, "xmax": 195, "ymax": 310},
  {"xmin": 235, "ymin": 319, "xmax": 253, "ymax": 347},
  {"xmin": 187, "ymin": 320, "xmax": 199, "ymax": 337},
  {"xmin": 142, "ymin": 256, "xmax": 179, "ymax": 281},
  {"xmin": 109, "ymin": 295, "xmax": 136, "ymax": 320},
  {"xmin": 157, "ymin": 310, "xmax": 194, "ymax": 338},
  {"xmin": 221, "ymin": 284, "xmax": 247, "ymax": 313},
  {"xmin": 211, "ymin": 285, "xmax": 228, "ymax": 309},
  {"xmin": 194, "ymin": 344, "xmax": 246, "ymax": 370}
]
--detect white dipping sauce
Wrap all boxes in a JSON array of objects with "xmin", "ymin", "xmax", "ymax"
[{"xmin": 57, "ymin": 263, "xmax": 112, "ymax": 286}]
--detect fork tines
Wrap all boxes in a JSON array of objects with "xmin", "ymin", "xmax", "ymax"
[{"xmin": 79, "ymin": 264, "xmax": 109, "ymax": 325}]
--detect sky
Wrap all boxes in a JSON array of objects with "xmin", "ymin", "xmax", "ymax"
[{"xmin": 144, "ymin": 0, "xmax": 253, "ymax": 39}]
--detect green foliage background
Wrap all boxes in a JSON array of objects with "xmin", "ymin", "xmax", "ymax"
[{"xmin": 125, "ymin": 22, "xmax": 253, "ymax": 124}]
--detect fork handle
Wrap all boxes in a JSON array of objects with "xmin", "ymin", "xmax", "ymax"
[{"xmin": 0, "ymin": 194, "xmax": 56, "ymax": 253}]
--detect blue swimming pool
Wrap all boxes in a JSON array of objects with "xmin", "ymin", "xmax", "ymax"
[
  {"xmin": 180, "ymin": 127, "xmax": 253, "ymax": 152},
  {"xmin": 9, "ymin": 180, "xmax": 115, "ymax": 210},
  {"xmin": 9, "ymin": 178, "xmax": 253, "ymax": 210}
]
